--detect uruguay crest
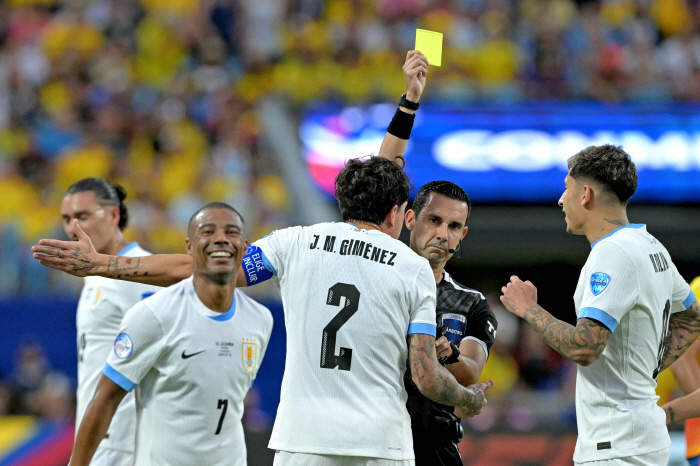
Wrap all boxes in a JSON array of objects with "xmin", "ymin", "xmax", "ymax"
[
  {"xmin": 242, "ymin": 339, "xmax": 258, "ymax": 373},
  {"xmin": 590, "ymin": 272, "xmax": 611, "ymax": 296}
]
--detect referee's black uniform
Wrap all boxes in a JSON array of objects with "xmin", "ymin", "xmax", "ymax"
[{"xmin": 405, "ymin": 271, "xmax": 498, "ymax": 466}]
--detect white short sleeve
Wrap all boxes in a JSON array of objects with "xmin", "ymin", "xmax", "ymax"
[
  {"xmin": 103, "ymin": 303, "xmax": 166, "ymax": 391},
  {"xmin": 671, "ymin": 262, "xmax": 695, "ymax": 312},
  {"xmin": 578, "ymin": 242, "xmax": 638, "ymax": 333},
  {"xmin": 406, "ymin": 262, "xmax": 437, "ymax": 337},
  {"xmin": 252, "ymin": 227, "xmax": 303, "ymax": 280}
]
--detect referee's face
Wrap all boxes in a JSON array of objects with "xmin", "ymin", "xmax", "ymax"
[
  {"xmin": 186, "ymin": 208, "xmax": 247, "ymax": 283},
  {"xmin": 406, "ymin": 192, "xmax": 468, "ymax": 268}
]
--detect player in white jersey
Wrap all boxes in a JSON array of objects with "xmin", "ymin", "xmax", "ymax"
[
  {"xmin": 61, "ymin": 178, "xmax": 161, "ymax": 466},
  {"xmin": 500, "ymin": 145, "xmax": 700, "ymax": 465},
  {"xmin": 66, "ymin": 203, "xmax": 273, "ymax": 466},
  {"xmin": 32, "ymin": 52, "xmax": 492, "ymax": 465}
]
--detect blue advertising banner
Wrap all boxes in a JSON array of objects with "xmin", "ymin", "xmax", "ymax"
[{"xmin": 301, "ymin": 103, "xmax": 700, "ymax": 203}]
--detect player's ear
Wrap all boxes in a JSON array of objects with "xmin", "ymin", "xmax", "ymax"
[
  {"xmin": 385, "ymin": 204, "xmax": 399, "ymax": 229},
  {"xmin": 405, "ymin": 209, "xmax": 416, "ymax": 231},
  {"xmin": 185, "ymin": 238, "xmax": 193, "ymax": 255},
  {"xmin": 109, "ymin": 205, "xmax": 120, "ymax": 227},
  {"xmin": 581, "ymin": 185, "xmax": 593, "ymax": 207}
]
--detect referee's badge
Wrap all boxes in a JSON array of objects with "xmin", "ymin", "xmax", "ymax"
[
  {"xmin": 590, "ymin": 272, "xmax": 611, "ymax": 296},
  {"xmin": 114, "ymin": 333, "xmax": 133, "ymax": 359},
  {"xmin": 242, "ymin": 339, "xmax": 258, "ymax": 373}
]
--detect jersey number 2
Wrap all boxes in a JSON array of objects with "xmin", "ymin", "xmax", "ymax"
[{"xmin": 320, "ymin": 283, "xmax": 360, "ymax": 371}]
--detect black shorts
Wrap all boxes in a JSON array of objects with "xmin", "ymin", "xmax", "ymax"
[{"xmin": 411, "ymin": 417, "xmax": 464, "ymax": 466}]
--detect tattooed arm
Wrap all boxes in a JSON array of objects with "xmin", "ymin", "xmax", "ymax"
[
  {"xmin": 657, "ymin": 300, "xmax": 700, "ymax": 373},
  {"xmin": 408, "ymin": 333, "xmax": 493, "ymax": 417},
  {"xmin": 524, "ymin": 309, "xmax": 610, "ymax": 366},
  {"xmin": 500, "ymin": 275, "xmax": 612, "ymax": 366},
  {"xmin": 32, "ymin": 220, "xmax": 194, "ymax": 287}
]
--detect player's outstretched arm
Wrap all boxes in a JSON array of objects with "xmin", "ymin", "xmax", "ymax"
[
  {"xmin": 69, "ymin": 374, "xmax": 128, "ymax": 466},
  {"xmin": 31, "ymin": 219, "xmax": 193, "ymax": 287},
  {"xmin": 501, "ymin": 276, "xmax": 611, "ymax": 366},
  {"xmin": 408, "ymin": 333, "xmax": 493, "ymax": 417},
  {"xmin": 670, "ymin": 339, "xmax": 700, "ymax": 394},
  {"xmin": 662, "ymin": 386, "xmax": 700, "ymax": 425},
  {"xmin": 658, "ymin": 299, "xmax": 700, "ymax": 373},
  {"xmin": 377, "ymin": 50, "xmax": 428, "ymax": 166}
]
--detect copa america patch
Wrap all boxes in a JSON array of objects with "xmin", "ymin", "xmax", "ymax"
[
  {"xmin": 590, "ymin": 272, "xmax": 611, "ymax": 296},
  {"xmin": 114, "ymin": 333, "xmax": 133, "ymax": 359}
]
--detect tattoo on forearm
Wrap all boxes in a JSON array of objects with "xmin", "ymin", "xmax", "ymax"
[
  {"xmin": 604, "ymin": 218, "xmax": 628, "ymax": 226},
  {"xmin": 408, "ymin": 335, "xmax": 484, "ymax": 415},
  {"xmin": 523, "ymin": 306, "xmax": 611, "ymax": 365},
  {"xmin": 668, "ymin": 405, "xmax": 676, "ymax": 422},
  {"xmin": 658, "ymin": 302, "xmax": 700, "ymax": 373}
]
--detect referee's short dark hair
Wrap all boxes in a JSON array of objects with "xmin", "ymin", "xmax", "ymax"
[
  {"xmin": 567, "ymin": 145, "xmax": 637, "ymax": 205},
  {"xmin": 335, "ymin": 157, "xmax": 411, "ymax": 226},
  {"xmin": 412, "ymin": 180, "xmax": 471, "ymax": 222}
]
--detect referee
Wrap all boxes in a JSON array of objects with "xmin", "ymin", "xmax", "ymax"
[{"xmin": 377, "ymin": 53, "xmax": 497, "ymax": 465}]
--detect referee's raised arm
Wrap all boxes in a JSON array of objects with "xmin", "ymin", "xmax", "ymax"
[{"xmin": 378, "ymin": 50, "xmax": 429, "ymax": 166}]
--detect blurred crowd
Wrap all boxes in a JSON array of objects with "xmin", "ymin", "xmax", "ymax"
[{"xmin": 2, "ymin": 0, "xmax": 700, "ymax": 291}]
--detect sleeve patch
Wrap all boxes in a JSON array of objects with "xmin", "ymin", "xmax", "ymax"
[
  {"xmin": 242, "ymin": 245, "xmax": 275, "ymax": 286},
  {"xmin": 114, "ymin": 333, "xmax": 134, "ymax": 359},
  {"xmin": 590, "ymin": 272, "xmax": 611, "ymax": 296}
]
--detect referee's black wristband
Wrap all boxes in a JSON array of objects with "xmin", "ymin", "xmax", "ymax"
[{"xmin": 387, "ymin": 108, "xmax": 415, "ymax": 140}]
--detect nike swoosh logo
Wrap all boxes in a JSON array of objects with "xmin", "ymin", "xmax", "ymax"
[{"xmin": 181, "ymin": 350, "xmax": 206, "ymax": 359}]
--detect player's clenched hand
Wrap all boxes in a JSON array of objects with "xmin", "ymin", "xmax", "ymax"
[
  {"xmin": 500, "ymin": 276, "xmax": 538, "ymax": 318},
  {"xmin": 435, "ymin": 336, "xmax": 452, "ymax": 360},
  {"xmin": 31, "ymin": 219, "xmax": 103, "ymax": 277},
  {"xmin": 454, "ymin": 380, "xmax": 493, "ymax": 418},
  {"xmin": 403, "ymin": 50, "xmax": 429, "ymax": 102}
]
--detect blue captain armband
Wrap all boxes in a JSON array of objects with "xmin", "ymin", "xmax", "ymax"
[{"xmin": 242, "ymin": 245, "xmax": 276, "ymax": 286}]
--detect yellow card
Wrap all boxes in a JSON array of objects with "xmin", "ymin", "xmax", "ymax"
[{"xmin": 415, "ymin": 29, "xmax": 442, "ymax": 66}]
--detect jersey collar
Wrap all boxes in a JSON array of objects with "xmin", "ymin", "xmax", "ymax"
[
  {"xmin": 590, "ymin": 224, "xmax": 645, "ymax": 249},
  {"xmin": 117, "ymin": 242, "xmax": 140, "ymax": 256},
  {"xmin": 207, "ymin": 295, "xmax": 237, "ymax": 322}
]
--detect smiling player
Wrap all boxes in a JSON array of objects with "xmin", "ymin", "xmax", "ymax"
[{"xmin": 67, "ymin": 203, "xmax": 273, "ymax": 466}]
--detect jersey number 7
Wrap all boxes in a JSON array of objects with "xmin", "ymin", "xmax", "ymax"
[{"xmin": 320, "ymin": 283, "xmax": 360, "ymax": 371}]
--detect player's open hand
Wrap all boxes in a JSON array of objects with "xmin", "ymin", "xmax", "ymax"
[
  {"xmin": 454, "ymin": 380, "xmax": 493, "ymax": 418},
  {"xmin": 500, "ymin": 276, "xmax": 538, "ymax": 319},
  {"xmin": 31, "ymin": 219, "xmax": 103, "ymax": 277},
  {"xmin": 403, "ymin": 50, "xmax": 429, "ymax": 102}
]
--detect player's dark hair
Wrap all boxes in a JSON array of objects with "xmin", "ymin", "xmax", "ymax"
[
  {"xmin": 568, "ymin": 145, "xmax": 637, "ymax": 205},
  {"xmin": 188, "ymin": 202, "xmax": 245, "ymax": 235},
  {"xmin": 334, "ymin": 157, "xmax": 412, "ymax": 226},
  {"xmin": 65, "ymin": 178, "xmax": 129, "ymax": 230},
  {"xmin": 412, "ymin": 180, "xmax": 471, "ymax": 222}
]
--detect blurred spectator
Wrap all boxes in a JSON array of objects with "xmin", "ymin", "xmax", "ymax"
[{"xmin": 6, "ymin": 340, "xmax": 74, "ymax": 420}]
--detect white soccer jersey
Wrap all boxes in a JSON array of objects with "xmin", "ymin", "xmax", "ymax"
[
  {"xmin": 573, "ymin": 224, "xmax": 695, "ymax": 463},
  {"xmin": 103, "ymin": 277, "xmax": 273, "ymax": 466},
  {"xmin": 76, "ymin": 242, "xmax": 161, "ymax": 454},
  {"xmin": 251, "ymin": 222, "xmax": 437, "ymax": 460}
]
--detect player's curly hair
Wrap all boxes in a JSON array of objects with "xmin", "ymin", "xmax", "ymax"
[
  {"xmin": 66, "ymin": 178, "xmax": 129, "ymax": 231},
  {"xmin": 335, "ymin": 157, "xmax": 412, "ymax": 226},
  {"xmin": 568, "ymin": 145, "xmax": 637, "ymax": 205}
]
